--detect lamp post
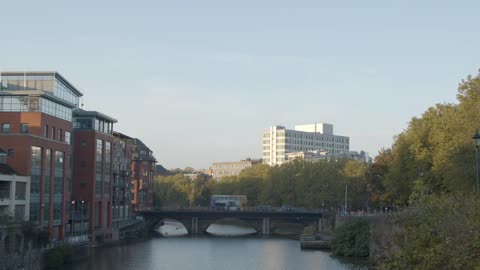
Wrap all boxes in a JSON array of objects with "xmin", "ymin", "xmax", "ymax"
[
  {"xmin": 71, "ymin": 200, "xmax": 76, "ymax": 239},
  {"xmin": 473, "ymin": 129, "xmax": 480, "ymax": 193},
  {"xmin": 80, "ymin": 200, "xmax": 85, "ymax": 237}
]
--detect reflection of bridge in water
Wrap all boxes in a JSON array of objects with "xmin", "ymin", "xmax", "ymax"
[{"xmin": 139, "ymin": 208, "xmax": 324, "ymax": 235}]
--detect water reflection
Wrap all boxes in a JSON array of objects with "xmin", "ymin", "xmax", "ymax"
[{"xmin": 64, "ymin": 237, "xmax": 368, "ymax": 270}]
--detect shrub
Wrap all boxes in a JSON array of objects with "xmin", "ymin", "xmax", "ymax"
[{"xmin": 331, "ymin": 218, "xmax": 369, "ymax": 257}]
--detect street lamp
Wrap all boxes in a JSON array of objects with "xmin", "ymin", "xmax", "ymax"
[
  {"xmin": 80, "ymin": 200, "xmax": 85, "ymax": 237},
  {"xmin": 473, "ymin": 129, "xmax": 480, "ymax": 193},
  {"xmin": 71, "ymin": 201, "xmax": 76, "ymax": 238}
]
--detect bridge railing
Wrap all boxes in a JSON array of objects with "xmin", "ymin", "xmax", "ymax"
[{"xmin": 149, "ymin": 206, "xmax": 325, "ymax": 214}]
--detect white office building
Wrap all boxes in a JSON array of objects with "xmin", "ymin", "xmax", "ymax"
[{"xmin": 262, "ymin": 123, "xmax": 350, "ymax": 166}]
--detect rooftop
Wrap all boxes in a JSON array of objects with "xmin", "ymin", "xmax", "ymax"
[
  {"xmin": 73, "ymin": 108, "xmax": 118, "ymax": 123},
  {"xmin": 0, "ymin": 71, "xmax": 84, "ymax": 97}
]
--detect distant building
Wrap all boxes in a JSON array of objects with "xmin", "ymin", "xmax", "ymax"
[
  {"xmin": 183, "ymin": 172, "xmax": 211, "ymax": 181},
  {"xmin": 0, "ymin": 149, "xmax": 30, "ymax": 221},
  {"xmin": 286, "ymin": 149, "xmax": 372, "ymax": 163},
  {"xmin": 127, "ymin": 137, "xmax": 156, "ymax": 212},
  {"xmin": 262, "ymin": 123, "xmax": 350, "ymax": 166},
  {"xmin": 210, "ymin": 159, "xmax": 261, "ymax": 180}
]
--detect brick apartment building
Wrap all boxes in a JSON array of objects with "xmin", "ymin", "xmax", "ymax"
[
  {"xmin": 0, "ymin": 71, "xmax": 157, "ymax": 243},
  {"xmin": 0, "ymin": 71, "xmax": 83, "ymax": 240},
  {"xmin": 71, "ymin": 109, "xmax": 117, "ymax": 241},
  {"xmin": 113, "ymin": 132, "xmax": 156, "ymax": 212}
]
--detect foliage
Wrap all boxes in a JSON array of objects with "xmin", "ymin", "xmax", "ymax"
[
  {"xmin": 44, "ymin": 246, "xmax": 73, "ymax": 269},
  {"xmin": 331, "ymin": 219, "xmax": 370, "ymax": 257},
  {"xmin": 154, "ymin": 161, "xmax": 371, "ymax": 211},
  {"xmin": 377, "ymin": 193, "xmax": 480, "ymax": 270},
  {"xmin": 367, "ymin": 70, "xmax": 480, "ymax": 207}
]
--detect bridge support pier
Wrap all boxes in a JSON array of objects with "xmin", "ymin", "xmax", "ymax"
[
  {"xmin": 261, "ymin": 218, "xmax": 270, "ymax": 235},
  {"xmin": 191, "ymin": 217, "xmax": 199, "ymax": 234}
]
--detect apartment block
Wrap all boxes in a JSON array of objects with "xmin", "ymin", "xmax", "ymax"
[
  {"xmin": 0, "ymin": 149, "xmax": 30, "ymax": 221},
  {"xmin": 71, "ymin": 109, "xmax": 117, "ymax": 240},
  {"xmin": 211, "ymin": 159, "xmax": 261, "ymax": 180},
  {"xmin": 262, "ymin": 123, "xmax": 350, "ymax": 166},
  {"xmin": 0, "ymin": 71, "xmax": 83, "ymax": 240}
]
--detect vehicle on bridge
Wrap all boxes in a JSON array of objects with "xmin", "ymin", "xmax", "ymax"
[{"xmin": 210, "ymin": 195, "xmax": 247, "ymax": 211}]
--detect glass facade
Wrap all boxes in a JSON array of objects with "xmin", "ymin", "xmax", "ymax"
[
  {"xmin": 44, "ymin": 149, "xmax": 51, "ymax": 225},
  {"xmin": 54, "ymin": 79, "xmax": 79, "ymax": 106},
  {"xmin": 53, "ymin": 151, "xmax": 64, "ymax": 225},
  {"xmin": 73, "ymin": 117, "xmax": 93, "ymax": 129},
  {"xmin": 0, "ymin": 96, "xmax": 72, "ymax": 121},
  {"xmin": 30, "ymin": 146, "xmax": 42, "ymax": 224},
  {"xmin": 41, "ymin": 98, "xmax": 72, "ymax": 121},
  {"xmin": 96, "ymin": 139, "xmax": 103, "ymax": 198},
  {"xmin": 0, "ymin": 75, "xmax": 53, "ymax": 91}
]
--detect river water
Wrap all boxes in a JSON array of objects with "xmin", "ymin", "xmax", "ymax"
[{"xmin": 65, "ymin": 236, "xmax": 368, "ymax": 270}]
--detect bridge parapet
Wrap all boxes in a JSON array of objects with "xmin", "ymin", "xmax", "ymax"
[{"xmin": 140, "ymin": 208, "xmax": 325, "ymax": 236}]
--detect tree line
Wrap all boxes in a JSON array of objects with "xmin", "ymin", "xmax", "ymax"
[{"xmin": 154, "ymin": 158, "xmax": 370, "ymax": 211}]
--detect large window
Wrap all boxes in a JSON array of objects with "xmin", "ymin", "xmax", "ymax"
[
  {"xmin": 1, "ymin": 123, "xmax": 9, "ymax": 133},
  {"xmin": 53, "ymin": 151, "xmax": 64, "ymax": 225},
  {"xmin": 40, "ymin": 98, "xmax": 72, "ymax": 121},
  {"xmin": 30, "ymin": 146, "xmax": 42, "ymax": 224},
  {"xmin": 54, "ymin": 79, "xmax": 79, "ymax": 106},
  {"xmin": 0, "ymin": 96, "xmax": 72, "ymax": 121},
  {"xmin": 21, "ymin": 123, "xmax": 29, "ymax": 133},
  {"xmin": 73, "ymin": 117, "xmax": 93, "ymax": 129},
  {"xmin": 65, "ymin": 131, "xmax": 71, "ymax": 144},
  {"xmin": 104, "ymin": 142, "xmax": 111, "ymax": 198},
  {"xmin": 96, "ymin": 139, "xmax": 103, "ymax": 198},
  {"xmin": 44, "ymin": 149, "xmax": 51, "ymax": 225}
]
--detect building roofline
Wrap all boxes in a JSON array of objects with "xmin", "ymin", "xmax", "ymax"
[
  {"xmin": 113, "ymin": 131, "xmax": 134, "ymax": 140},
  {"xmin": 73, "ymin": 108, "xmax": 118, "ymax": 123},
  {"xmin": 54, "ymin": 72, "xmax": 84, "ymax": 97},
  {"xmin": 0, "ymin": 71, "xmax": 84, "ymax": 97}
]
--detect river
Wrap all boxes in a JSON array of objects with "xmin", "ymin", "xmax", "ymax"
[{"xmin": 64, "ymin": 236, "xmax": 368, "ymax": 270}]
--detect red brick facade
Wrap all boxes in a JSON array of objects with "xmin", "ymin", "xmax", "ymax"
[{"xmin": 0, "ymin": 112, "xmax": 72, "ymax": 240}]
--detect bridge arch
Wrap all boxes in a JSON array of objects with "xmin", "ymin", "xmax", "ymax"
[
  {"xmin": 204, "ymin": 218, "xmax": 257, "ymax": 236},
  {"xmin": 154, "ymin": 219, "xmax": 189, "ymax": 236}
]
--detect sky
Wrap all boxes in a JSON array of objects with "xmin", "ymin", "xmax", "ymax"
[{"xmin": 1, "ymin": 0, "xmax": 479, "ymax": 169}]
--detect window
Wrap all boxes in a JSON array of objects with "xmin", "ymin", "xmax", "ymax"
[
  {"xmin": 2, "ymin": 123, "xmax": 10, "ymax": 133},
  {"xmin": 21, "ymin": 123, "xmax": 29, "ymax": 133},
  {"xmin": 51, "ymin": 127, "xmax": 55, "ymax": 139},
  {"xmin": 44, "ymin": 125, "xmax": 48, "ymax": 137},
  {"xmin": 58, "ymin": 129, "xmax": 62, "ymax": 141},
  {"xmin": 7, "ymin": 149, "xmax": 14, "ymax": 158},
  {"xmin": 65, "ymin": 131, "xmax": 71, "ymax": 144}
]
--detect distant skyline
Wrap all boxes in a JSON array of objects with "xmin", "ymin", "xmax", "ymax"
[{"xmin": 1, "ymin": 0, "xmax": 479, "ymax": 169}]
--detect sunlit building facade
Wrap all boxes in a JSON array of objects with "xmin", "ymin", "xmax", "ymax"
[
  {"xmin": 0, "ymin": 71, "xmax": 83, "ymax": 240},
  {"xmin": 71, "ymin": 109, "xmax": 117, "ymax": 241},
  {"xmin": 262, "ymin": 123, "xmax": 350, "ymax": 166}
]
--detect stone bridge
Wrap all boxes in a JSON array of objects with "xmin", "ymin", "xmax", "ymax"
[{"xmin": 139, "ymin": 209, "xmax": 324, "ymax": 235}]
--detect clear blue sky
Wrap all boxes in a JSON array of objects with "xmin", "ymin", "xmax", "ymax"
[{"xmin": 1, "ymin": 0, "xmax": 479, "ymax": 169}]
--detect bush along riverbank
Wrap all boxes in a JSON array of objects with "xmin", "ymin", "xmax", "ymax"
[{"xmin": 331, "ymin": 218, "xmax": 370, "ymax": 258}]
